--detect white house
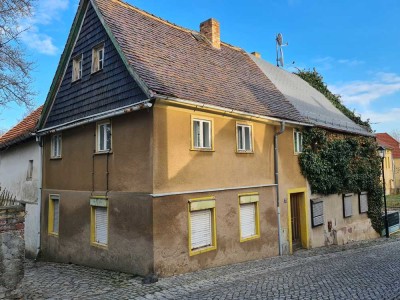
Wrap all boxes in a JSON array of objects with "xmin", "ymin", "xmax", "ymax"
[{"xmin": 0, "ymin": 106, "xmax": 43, "ymax": 258}]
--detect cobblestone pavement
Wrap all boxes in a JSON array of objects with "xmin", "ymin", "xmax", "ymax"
[{"xmin": 22, "ymin": 237, "xmax": 400, "ymax": 299}]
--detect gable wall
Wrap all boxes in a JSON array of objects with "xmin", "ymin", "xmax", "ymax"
[{"xmin": 44, "ymin": 2, "xmax": 147, "ymax": 129}]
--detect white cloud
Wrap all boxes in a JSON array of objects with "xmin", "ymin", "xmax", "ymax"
[
  {"xmin": 313, "ymin": 56, "xmax": 364, "ymax": 70},
  {"xmin": 362, "ymin": 108, "xmax": 400, "ymax": 124},
  {"xmin": 329, "ymin": 72, "xmax": 400, "ymax": 106},
  {"xmin": 19, "ymin": 0, "xmax": 70, "ymax": 55}
]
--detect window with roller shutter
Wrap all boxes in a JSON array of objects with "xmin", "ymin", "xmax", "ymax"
[
  {"xmin": 359, "ymin": 192, "xmax": 368, "ymax": 214},
  {"xmin": 343, "ymin": 194, "xmax": 353, "ymax": 218},
  {"xmin": 48, "ymin": 195, "xmax": 60, "ymax": 236},
  {"xmin": 188, "ymin": 197, "xmax": 216, "ymax": 255},
  {"xmin": 90, "ymin": 198, "xmax": 108, "ymax": 248},
  {"xmin": 239, "ymin": 193, "xmax": 260, "ymax": 242}
]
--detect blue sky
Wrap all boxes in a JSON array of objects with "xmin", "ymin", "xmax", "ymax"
[{"xmin": 1, "ymin": 0, "xmax": 399, "ymax": 134}]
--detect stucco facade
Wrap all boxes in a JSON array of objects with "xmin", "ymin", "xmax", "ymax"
[{"xmin": 0, "ymin": 140, "xmax": 41, "ymax": 258}]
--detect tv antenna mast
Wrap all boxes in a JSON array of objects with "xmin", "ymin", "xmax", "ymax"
[{"xmin": 276, "ymin": 33, "xmax": 288, "ymax": 67}]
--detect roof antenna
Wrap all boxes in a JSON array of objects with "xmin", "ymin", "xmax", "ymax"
[{"xmin": 276, "ymin": 33, "xmax": 288, "ymax": 67}]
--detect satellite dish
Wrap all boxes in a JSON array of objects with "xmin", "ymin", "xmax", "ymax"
[{"xmin": 276, "ymin": 33, "xmax": 288, "ymax": 67}]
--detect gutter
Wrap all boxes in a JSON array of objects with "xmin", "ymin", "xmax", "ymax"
[
  {"xmin": 274, "ymin": 121, "xmax": 286, "ymax": 256},
  {"xmin": 156, "ymin": 95, "xmax": 312, "ymax": 128},
  {"xmin": 37, "ymin": 100, "xmax": 152, "ymax": 135}
]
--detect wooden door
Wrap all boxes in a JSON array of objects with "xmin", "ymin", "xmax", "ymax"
[{"xmin": 290, "ymin": 193, "xmax": 302, "ymax": 250}]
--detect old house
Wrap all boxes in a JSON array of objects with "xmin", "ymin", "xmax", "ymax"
[
  {"xmin": 36, "ymin": 0, "xmax": 378, "ymax": 276},
  {"xmin": 0, "ymin": 106, "xmax": 43, "ymax": 258},
  {"xmin": 377, "ymin": 133, "xmax": 400, "ymax": 194}
]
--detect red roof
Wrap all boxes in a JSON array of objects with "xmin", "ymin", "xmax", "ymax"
[
  {"xmin": 376, "ymin": 133, "xmax": 400, "ymax": 158},
  {"xmin": 0, "ymin": 106, "xmax": 43, "ymax": 149}
]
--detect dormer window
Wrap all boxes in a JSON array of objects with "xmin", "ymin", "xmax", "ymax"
[
  {"xmin": 92, "ymin": 44, "xmax": 104, "ymax": 73},
  {"xmin": 72, "ymin": 54, "xmax": 83, "ymax": 82}
]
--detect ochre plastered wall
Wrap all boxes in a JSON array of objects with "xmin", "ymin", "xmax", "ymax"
[
  {"xmin": 43, "ymin": 109, "xmax": 153, "ymax": 193},
  {"xmin": 152, "ymin": 187, "xmax": 277, "ymax": 276},
  {"xmin": 152, "ymin": 103, "xmax": 275, "ymax": 193}
]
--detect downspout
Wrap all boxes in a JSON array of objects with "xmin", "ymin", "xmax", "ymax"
[
  {"xmin": 35, "ymin": 135, "xmax": 43, "ymax": 259},
  {"xmin": 274, "ymin": 121, "xmax": 285, "ymax": 256}
]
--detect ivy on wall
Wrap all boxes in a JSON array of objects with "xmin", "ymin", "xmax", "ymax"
[{"xmin": 299, "ymin": 128, "xmax": 383, "ymax": 232}]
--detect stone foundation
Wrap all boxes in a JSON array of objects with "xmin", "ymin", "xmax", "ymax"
[{"xmin": 0, "ymin": 205, "xmax": 25, "ymax": 299}]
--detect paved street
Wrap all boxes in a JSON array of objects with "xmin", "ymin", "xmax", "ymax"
[{"xmin": 22, "ymin": 237, "xmax": 400, "ymax": 299}]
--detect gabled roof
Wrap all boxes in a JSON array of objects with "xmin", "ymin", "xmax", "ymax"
[
  {"xmin": 39, "ymin": 0, "xmax": 307, "ymax": 130},
  {"xmin": 249, "ymin": 55, "xmax": 372, "ymax": 137},
  {"xmin": 0, "ymin": 106, "xmax": 43, "ymax": 150},
  {"xmin": 377, "ymin": 133, "xmax": 400, "ymax": 158},
  {"xmin": 93, "ymin": 0, "xmax": 306, "ymax": 123}
]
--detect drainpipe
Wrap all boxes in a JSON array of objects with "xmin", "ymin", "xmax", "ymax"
[
  {"xmin": 35, "ymin": 135, "xmax": 43, "ymax": 259},
  {"xmin": 274, "ymin": 121, "xmax": 285, "ymax": 256}
]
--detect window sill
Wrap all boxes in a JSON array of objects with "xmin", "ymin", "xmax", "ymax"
[
  {"xmin": 189, "ymin": 245, "xmax": 216, "ymax": 256},
  {"xmin": 94, "ymin": 151, "xmax": 113, "ymax": 155},
  {"xmin": 190, "ymin": 148, "xmax": 214, "ymax": 152},
  {"xmin": 240, "ymin": 234, "xmax": 260, "ymax": 243},
  {"xmin": 48, "ymin": 232, "xmax": 59, "ymax": 237},
  {"xmin": 91, "ymin": 242, "xmax": 108, "ymax": 250},
  {"xmin": 236, "ymin": 150, "xmax": 254, "ymax": 154},
  {"xmin": 90, "ymin": 69, "xmax": 103, "ymax": 76},
  {"xmin": 50, "ymin": 157, "xmax": 62, "ymax": 160},
  {"xmin": 71, "ymin": 78, "xmax": 82, "ymax": 84},
  {"xmin": 293, "ymin": 151, "xmax": 302, "ymax": 156}
]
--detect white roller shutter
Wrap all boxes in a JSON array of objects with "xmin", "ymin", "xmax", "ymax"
[
  {"xmin": 95, "ymin": 207, "xmax": 108, "ymax": 245},
  {"xmin": 240, "ymin": 203, "xmax": 256, "ymax": 239},
  {"xmin": 343, "ymin": 194, "xmax": 353, "ymax": 218},
  {"xmin": 53, "ymin": 199, "xmax": 59, "ymax": 234},
  {"xmin": 191, "ymin": 209, "xmax": 212, "ymax": 250}
]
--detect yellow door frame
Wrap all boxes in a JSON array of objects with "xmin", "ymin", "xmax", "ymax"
[{"xmin": 287, "ymin": 187, "xmax": 310, "ymax": 253}]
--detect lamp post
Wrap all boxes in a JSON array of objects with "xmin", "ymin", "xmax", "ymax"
[{"xmin": 378, "ymin": 146, "xmax": 390, "ymax": 238}]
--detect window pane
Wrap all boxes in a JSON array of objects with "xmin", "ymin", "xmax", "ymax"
[
  {"xmin": 193, "ymin": 121, "xmax": 200, "ymax": 148},
  {"xmin": 203, "ymin": 121, "xmax": 210, "ymax": 148},
  {"xmin": 99, "ymin": 125, "xmax": 105, "ymax": 150},
  {"xmin": 244, "ymin": 126, "xmax": 251, "ymax": 150},
  {"xmin": 237, "ymin": 126, "xmax": 243, "ymax": 150},
  {"xmin": 294, "ymin": 132, "xmax": 298, "ymax": 152},
  {"xmin": 106, "ymin": 124, "xmax": 111, "ymax": 150}
]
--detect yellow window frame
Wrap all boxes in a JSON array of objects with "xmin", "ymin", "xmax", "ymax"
[
  {"xmin": 238, "ymin": 193, "xmax": 260, "ymax": 242},
  {"xmin": 235, "ymin": 121, "xmax": 254, "ymax": 153},
  {"xmin": 48, "ymin": 194, "xmax": 60, "ymax": 237},
  {"xmin": 188, "ymin": 196, "xmax": 217, "ymax": 256},
  {"xmin": 190, "ymin": 115, "xmax": 215, "ymax": 151}
]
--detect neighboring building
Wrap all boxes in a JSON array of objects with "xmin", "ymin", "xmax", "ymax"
[
  {"xmin": 377, "ymin": 133, "xmax": 400, "ymax": 194},
  {"xmin": 36, "ymin": 0, "xmax": 377, "ymax": 276},
  {"xmin": 0, "ymin": 106, "xmax": 43, "ymax": 258}
]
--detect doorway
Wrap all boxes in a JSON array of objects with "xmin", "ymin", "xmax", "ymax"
[{"xmin": 287, "ymin": 188, "xmax": 309, "ymax": 253}]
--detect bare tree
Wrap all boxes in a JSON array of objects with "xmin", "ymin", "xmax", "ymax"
[
  {"xmin": 390, "ymin": 129, "xmax": 400, "ymax": 142},
  {"xmin": 0, "ymin": 0, "xmax": 35, "ymax": 108}
]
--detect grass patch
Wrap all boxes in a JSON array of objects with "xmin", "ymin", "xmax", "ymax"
[{"xmin": 387, "ymin": 194, "xmax": 400, "ymax": 207}]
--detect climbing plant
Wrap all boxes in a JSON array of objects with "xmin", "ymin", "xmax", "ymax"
[
  {"xmin": 299, "ymin": 128, "xmax": 383, "ymax": 232},
  {"xmin": 295, "ymin": 69, "xmax": 372, "ymax": 131}
]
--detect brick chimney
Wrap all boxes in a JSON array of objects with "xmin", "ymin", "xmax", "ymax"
[{"xmin": 200, "ymin": 18, "xmax": 220, "ymax": 49}]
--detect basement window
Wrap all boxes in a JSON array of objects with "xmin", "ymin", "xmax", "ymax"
[
  {"xmin": 239, "ymin": 193, "xmax": 260, "ymax": 242},
  {"xmin": 48, "ymin": 195, "xmax": 60, "ymax": 236},
  {"xmin": 72, "ymin": 54, "xmax": 83, "ymax": 81},
  {"xmin": 359, "ymin": 192, "xmax": 368, "ymax": 214},
  {"xmin": 343, "ymin": 194, "xmax": 353, "ymax": 218},
  {"xmin": 90, "ymin": 198, "xmax": 108, "ymax": 247},
  {"xmin": 188, "ymin": 197, "xmax": 216, "ymax": 255},
  {"xmin": 92, "ymin": 44, "xmax": 104, "ymax": 73}
]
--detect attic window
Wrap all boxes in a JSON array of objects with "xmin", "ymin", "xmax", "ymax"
[
  {"xmin": 92, "ymin": 44, "xmax": 104, "ymax": 73},
  {"xmin": 72, "ymin": 54, "xmax": 83, "ymax": 82}
]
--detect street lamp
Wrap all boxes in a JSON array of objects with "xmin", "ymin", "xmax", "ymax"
[{"xmin": 378, "ymin": 146, "xmax": 389, "ymax": 238}]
